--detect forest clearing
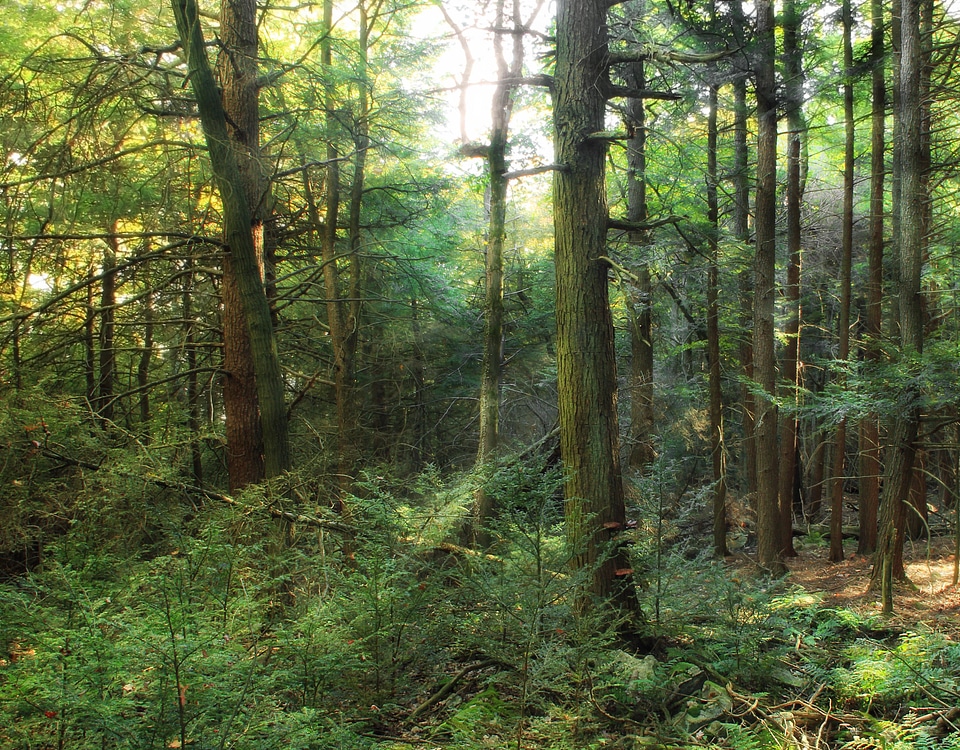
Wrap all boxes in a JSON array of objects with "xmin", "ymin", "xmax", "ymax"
[{"xmin": 3, "ymin": 0, "xmax": 960, "ymax": 746}]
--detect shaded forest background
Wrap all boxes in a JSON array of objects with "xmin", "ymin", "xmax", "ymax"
[{"xmin": 2, "ymin": 0, "xmax": 960, "ymax": 747}]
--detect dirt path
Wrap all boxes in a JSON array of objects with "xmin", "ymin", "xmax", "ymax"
[{"xmin": 783, "ymin": 535, "xmax": 960, "ymax": 636}]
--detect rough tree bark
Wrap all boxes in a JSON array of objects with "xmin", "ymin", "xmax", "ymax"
[
  {"xmin": 873, "ymin": 0, "xmax": 923, "ymax": 610},
  {"xmin": 753, "ymin": 0, "xmax": 783, "ymax": 574},
  {"xmin": 171, "ymin": 0, "xmax": 290, "ymax": 480},
  {"xmin": 625, "ymin": 59, "xmax": 656, "ymax": 472},
  {"xmin": 858, "ymin": 0, "xmax": 885, "ymax": 556},
  {"xmin": 218, "ymin": 0, "xmax": 270, "ymax": 490},
  {"xmin": 830, "ymin": 0, "xmax": 856, "ymax": 564},
  {"xmin": 554, "ymin": 0, "xmax": 635, "ymax": 607}
]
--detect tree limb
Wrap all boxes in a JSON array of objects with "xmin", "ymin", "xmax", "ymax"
[
  {"xmin": 503, "ymin": 164, "xmax": 568, "ymax": 179},
  {"xmin": 608, "ymin": 48, "xmax": 733, "ymax": 66},
  {"xmin": 607, "ymin": 215, "xmax": 685, "ymax": 232}
]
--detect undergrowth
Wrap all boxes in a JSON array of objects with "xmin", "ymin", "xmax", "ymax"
[{"xmin": 1, "ymin": 454, "xmax": 958, "ymax": 749}]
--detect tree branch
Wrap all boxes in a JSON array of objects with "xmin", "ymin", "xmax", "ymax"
[
  {"xmin": 607, "ymin": 215, "xmax": 685, "ymax": 232},
  {"xmin": 608, "ymin": 48, "xmax": 733, "ymax": 66},
  {"xmin": 603, "ymin": 84, "xmax": 682, "ymax": 101},
  {"xmin": 503, "ymin": 164, "xmax": 568, "ymax": 179}
]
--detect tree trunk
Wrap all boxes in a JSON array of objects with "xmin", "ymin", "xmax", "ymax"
[
  {"xmin": 753, "ymin": 0, "xmax": 783, "ymax": 574},
  {"xmin": 625, "ymin": 60, "xmax": 656, "ymax": 472},
  {"xmin": 96, "ymin": 233, "xmax": 118, "ymax": 426},
  {"xmin": 732, "ymin": 74, "xmax": 756, "ymax": 499},
  {"xmin": 474, "ymin": 0, "xmax": 521, "ymax": 547},
  {"xmin": 779, "ymin": 0, "xmax": 804, "ymax": 559},
  {"xmin": 218, "ymin": 0, "xmax": 269, "ymax": 489},
  {"xmin": 830, "ymin": 0, "xmax": 856, "ymax": 564},
  {"xmin": 138, "ymin": 284, "xmax": 154, "ymax": 434},
  {"xmin": 554, "ymin": 0, "xmax": 635, "ymax": 607},
  {"xmin": 874, "ymin": 0, "xmax": 924, "ymax": 600},
  {"xmin": 171, "ymin": 0, "xmax": 290, "ymax": 481},
  {"xmin": 183, "ymin": 256, "xmax": 203, "ymax": 486},
  {"xmin": 858, "ymin": 0, "xmax": 885, "ymax": 555},
  {"xmin": 706, "ymin": 80, "xmax": 728, "ymax": 557},
  {"xmin": 335, "ymin": 0, "xmax": 371, "ymax": 503}
]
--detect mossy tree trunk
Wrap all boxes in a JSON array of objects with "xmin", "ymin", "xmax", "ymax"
[{"xmin": 554, "ymin": 0, "xmax": 634, "ymax": 607}]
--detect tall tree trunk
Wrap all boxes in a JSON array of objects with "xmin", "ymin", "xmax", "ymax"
[
  {"xmin": 554, "ymin": 0, "xmax": 634, "ymax": 607},
  {"xmin": 859, "ymin": 0, "xmax": 885, "ymax": 555},
  {"xmin": 138, "ymin": 284, "xmax": 154, "ymax": 434},
  {"xmin": 96, "ymin": 233, "xmax": 118, "ymax": 426},
  {"xmin": 732, "ymin": 74, "xmax": 756, "ymax": 499},
  {"xmin": 706, "ymin": 79, "xmax": 728, "ymax": 557},
  {"xmin": 183, "ymin": 256, "xmax": 203, "ymax": 486},
  {"xmin": 218, "ymin": 0, "xmax": 268, "ymax": 489},
  {"xmin": 474, "ymin": 0, "xmax": 522, "ymax": 547},
  {"xmin": 779, "ymin": 0, "xmax": 804, "ymax": 559},
  {"xmin": 754, "ymin": 0, "xmax": 783, "ymax": 574},
  {"xmin": 830, "ymin": 0, "xmax": 856, "ymax": 564},
  {"xmin": 626, "ymin": 60, "xmax": 656, "ymax": 472},
  {"xmin": 171, "ymin": 0, "xmax": 290, "ymax": 480},
  {"xmin": 334, "ymin": 0, "xmax": 373, "ymax": 503},
  {"xmin": 874, "ymin": 0, "xmax": 924, "ymax": 607}
]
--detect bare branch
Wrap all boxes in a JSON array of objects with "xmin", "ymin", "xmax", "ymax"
[
  {"xmin": 608, "ymin": 48, "xmax": 733, "ymax": 66},
  {"xmin": 607, "ymin": 214, "xmax": 685, "ymax": 232},
  {"xmin": 503, "ymin": 164, "xmax": 567, "ymax": 179}
]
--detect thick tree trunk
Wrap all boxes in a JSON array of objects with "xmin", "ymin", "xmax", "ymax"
[
  {"xmin": 874, "ymin": 0, "xmax": 924, "ymax": 604},
  {"xmin": 218, "ymin": 0, "xmax": 269, "ymax": 489},
  {"xmin": 172, "ymin": 0, "xmax": 290, "ymax": 480},
  {"xmin": 753, "ymin": 0, "xmax": 783, "ymax": 574},
  {"xmin": 858, "ymin": 0, "xmax": 885, "ymax": 555},
  {"xmin": 554, "ymin": 0, "xmax": 634, "ymax": 607}
]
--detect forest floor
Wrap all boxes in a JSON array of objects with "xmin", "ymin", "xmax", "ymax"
[{"xmin": 784, "ymin": 534, "xmax": 960, "ymax": 637}]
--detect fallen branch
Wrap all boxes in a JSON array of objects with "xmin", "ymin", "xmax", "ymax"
[{"xmin": 407, "ymin": 660, "xmax": 498, "ymax": 723}]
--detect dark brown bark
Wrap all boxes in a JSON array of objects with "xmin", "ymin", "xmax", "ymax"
[
  {"xmin": 753, "ymin": 0, "xmax": 783, "ymax": 574},
  {"xmin": 218, "ymin": 0, "xmax": 268, "ymax": 489},
  {"xmin": 172, "ymin": 0, "xmax": 290, "ymax": 481},
  {"xmin": 625, "ymin": 60, "xmax": 656, "ymax": 472},
  {"xmin": 874, "ymin": 0, "xmax": 924, "ymax": 605},
  {"xmin": 858, "ymin": 0, "xmax": 885, "ymax": 556},
  {"xmin": 732, "ymin": 74, "xmax": 756, "ymax": 499},
  {"xmin": 138, "ymin": 285, "xmax": 154, "ymax": 432},
  {"xmin": 183, "ymin": 257, "xmax": 203, "ymax": 486},
  {"xmin": 554, "ymin": 0, "xmax": 635, "ymax": 607},
  {"xmin": 830, "ymin": 0, "xmax": 856, "ymax": 564},
  {"xmin": 96, "ymin": 234, "xmax": 118, "ymax": 426}
]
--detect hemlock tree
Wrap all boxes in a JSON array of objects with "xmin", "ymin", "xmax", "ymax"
[
  {"xmin": 830, "ymin": 0, "xmax": 856, "ymax": 564},
  {"xmin": 753, "ymin": 0, "xmax": 783, "ymax": 574},
  {"xmin": 553, "ymin": 0, "xmax": 634, "ymax": 607},
  {"xmin": 171, "ymin": 0, "xmax": 291, "ymax": 480},
  {"xmin": 874, "ymin": 0, "xmax": 924, "ymax": 611},
  {"xmin": 219, "ymin": 0, "xmax": 269, "ymax": 489},
  {"xmin": 859, "ymin": 0, "xmax": 885, "ymax": 557}
]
